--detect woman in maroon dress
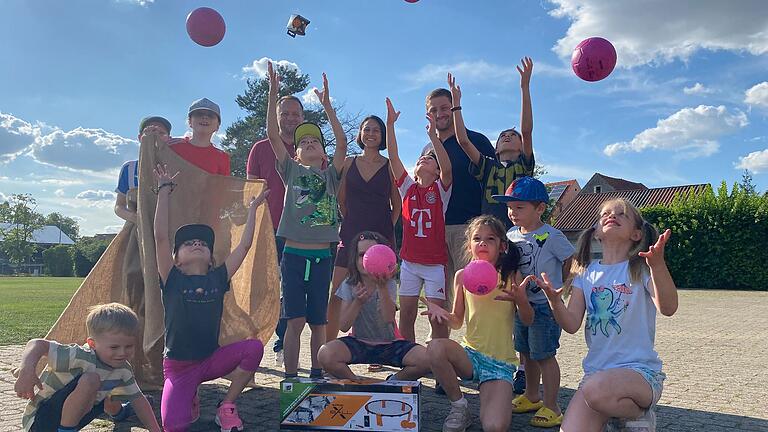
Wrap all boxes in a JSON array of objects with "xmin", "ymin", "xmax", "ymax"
[{"xmin": 326, "ymin": 115, "xmax": 401, "ymax": 345}]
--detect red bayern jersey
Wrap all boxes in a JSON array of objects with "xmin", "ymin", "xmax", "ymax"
[{"xmin": 397, "ymin": 172, "xmax": 452, "ymax": 265}]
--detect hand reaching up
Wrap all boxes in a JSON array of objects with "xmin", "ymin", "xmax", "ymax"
[
  {"xmin": 248, "ymin": 189, "xmax": 270, "ymax": 209},
  {"xmin": 426, "ymin": 112, "xmax": 438, "ymax": 139},
  {"xmin": 385, "ymin": 97, "xmax": 400, "ymax": 125},
  {"xmin": 447, "ymin": 72, "xmax": 462, "ymax": 106},
  {"xmin": 267, "ymin": 61, "xmax": 280, "ymax": 95},
  {"xmin": 495, "ymin": 274, "xmax": 535, "ymax": 304},
  {"xmin": 153, "ymin": 163, "xmax": 178, "ymax": 185},
  {"xmin": 516, "ymin": 56, "xmax": 533, "ymax": 88},
  {"xmin": 313, "ymin": 73, "xmax": 332, "ymax": 109},
  {"xmin": 639, "ymin": 228, "xmax": 671, "ymax": 268}
]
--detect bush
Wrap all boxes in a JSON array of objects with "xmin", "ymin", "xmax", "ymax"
[
  {"xmin": 73, "ymin": 237, "xmax": 111, "ymax": 277},
  {"xmin": 42, "ymin": 245, "xmax": 73, "ymax": 276},
  {"xmin": 642, "ymin": 182, "xmax": 768, "ymax": 290}
]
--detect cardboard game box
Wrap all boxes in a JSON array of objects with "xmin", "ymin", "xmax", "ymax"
[{"xmin": 280, "ymin": 378, "xmax": 421, "ymax": 431}]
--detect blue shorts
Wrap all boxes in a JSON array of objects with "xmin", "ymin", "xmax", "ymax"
[
  {"xmin": 514, "ymin": 302, "xmax": 562, "ymax": 361},
  {"xmin": 281, "ymin": 248, "xmax": 332, "ymax": 325},
  {"xmin": 580, "ymin": 367, "xmax": 666, "ymax": 407},
  {"xmin": 464, "ymin": 346, "xmax": 516, "ymax": 385}
]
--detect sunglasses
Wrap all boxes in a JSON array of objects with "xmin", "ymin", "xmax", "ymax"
[{"xmin": 182, "ymin": 239, "xmax": 208, "ymax": 248}]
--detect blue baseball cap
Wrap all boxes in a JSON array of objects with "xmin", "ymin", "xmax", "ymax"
[{"xmin": 492, "ymin": 176, "xmax": 549, "ymax": 203}]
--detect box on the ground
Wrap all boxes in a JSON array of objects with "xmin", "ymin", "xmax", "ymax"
[{"xmin": 279, "ymin": 377, "xmax": 420, "ymax": 431}]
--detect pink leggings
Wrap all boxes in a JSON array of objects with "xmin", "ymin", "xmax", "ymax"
[{"xmin": 161, "ymin": 339, "xmax": 263, "ymax": 432}]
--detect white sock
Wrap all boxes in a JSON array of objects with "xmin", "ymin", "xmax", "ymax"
[{"xmin": 451, "ymin": 396, "xmax": 468, "ymax": 408}]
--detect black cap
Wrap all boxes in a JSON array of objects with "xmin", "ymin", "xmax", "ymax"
[
  {"xmin": 173, "ymin": 224, "xmax": 215, "ymax": 253},
  {"xmin": 139, "ymin": 116, "xmax": 172, "ymax": 134}
]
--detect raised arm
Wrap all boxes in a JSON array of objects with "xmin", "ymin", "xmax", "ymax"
[
  {"xmin": 14, "ymin": 339, "xmax": 49, "ymax": 399},
  {"xmin": 389, "ymin": 173, "xmax": 401, "ymax": 225},
  {"xmin": 639, "ymin": 229, "xmax": 678, "ymax": 316},
  {"xmin": 427, "ymin": 113, "xmax": 452, "ymax": 188},
  {"xmin": 153, "ymin": 164, "xmax": 176, "ymax": 283},
  {"xmin": 384, "ymin": 97, "xmax": 406, "ymax": 180},
  {"xmin": 448, "ymin": 73, "xmax": 480, "ymax": 165},
  {"xmin": 314, "ymin": 73, "xmax": 348, "ymax": 174},
  {"xmin": 539, "ymin": 272, "xmax": 585, "ymax": 334},
  {"xmin": 224, "ymin": 189, "xmax": 270, "ymax": 279},
  {"xmin": 517, "ymin": 57, "xmax": 534, "ymax": 159},
  {"xmin": 266, "ymin": 61, "xmax": 289, "ymax": 164}
]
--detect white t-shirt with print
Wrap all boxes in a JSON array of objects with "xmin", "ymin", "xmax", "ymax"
[{"xmin": 572, "ymin": 260, "xmax": 662, "ymax": 375}]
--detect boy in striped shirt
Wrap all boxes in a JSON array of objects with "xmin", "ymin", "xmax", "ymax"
[{"xmin": 14, "ymin": 303, "xmax": 160, "ymax": 432}]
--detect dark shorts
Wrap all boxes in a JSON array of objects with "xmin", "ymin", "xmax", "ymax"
[
  {"xmin": 514, "ymin": 302, "xmax": 562, "ymax": 361},
  {"xmin": 31, "ymin": 374, "xmax": 106, "ymax": 431},
  {"xmin": 281, "ymin": 250, "xmax": 332, "ymax": 325},
  {"xmin": 338, "ymin": 336, "xmax": 419, "ymax": 367}
]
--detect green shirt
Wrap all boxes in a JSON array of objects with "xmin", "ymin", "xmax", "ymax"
[{"xmin": 471, "ymin": 153, "xmax": 535, "ymax": 229}]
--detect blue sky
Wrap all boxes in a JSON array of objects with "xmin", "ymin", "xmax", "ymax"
[{"xmin": 1, "ymin": 0, "xmax": 767, "ymax": 235}]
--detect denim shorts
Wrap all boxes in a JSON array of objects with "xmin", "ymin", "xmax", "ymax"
[
  {"xmin": 339, "ymin": 337, "xmax": 419, "ymax": 367},
  {"xmin": 281, "ymin": 248, "xmax": 332, "ymax": 325},
  {"xmin": 580, "ymin": 367, "xmax": 666, "ymax": 407},
  {"xmin": 514, "ymin": 302, "xmax": 562, "ymax": 360},
  {"xmin": 464, "ymin": 346, "xmax": 516, "ymax": 385}
]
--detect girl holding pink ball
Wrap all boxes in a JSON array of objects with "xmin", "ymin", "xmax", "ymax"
[{"xmin": 424, "ymin": 215, "xmax": 534, "ymax": 432}]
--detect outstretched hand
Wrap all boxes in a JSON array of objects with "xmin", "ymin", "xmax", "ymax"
[
  {"xmin": 267, "ymin": 61, "xmax": 280, "ymax": 94},
  {"xmin": 153, "ymin": 163, "xmax": 178, "ymax": 185},
  {"xmin": 419, "ymin": 297, "xmax": 450, "ymax": 324},
  {"xmin": 516, "ymin": 56, "xmax": 534, "ymax": 88},
  {"xmin": 313, "ymin": 73, "xmax": 332, "ymax": 109},
  {"xmin": 353, "ymin": 284, "xmax": 374, "ymax": 303},
  {"xmin": 425, "ymin": 112, "xmax": 437, "ymax": 138},
  {"xmin": 638, "ymin": 228, "xmax": 671, "ymax": 268},
  {"xmin": 140, "ymin": 124, "xmax": 170, "ymax": 145},
  {"xmin": 537, "ymin": 272, "xmax": 565, "ymax": 303},
  {"xmin": 385, "ymin": 97, "xmax": 400, "ymax": 125},
  {"xmin": 447, "ymin": 72, "xmax": 462, "ymax": 105},
  {"xmin": 14, "ymin": 369, "xmax": 43, "ymax": 400},
  {"xmin": 495, "ymin": 274, "xmax": 535, "ymax": 304}
]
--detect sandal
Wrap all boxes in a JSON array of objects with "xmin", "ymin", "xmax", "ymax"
[
  {"xmin": 367, "ymin": 363, "xmax": 384, "ymax": 372},
  {"xmin": 511, "ymin": 394, "xmax": 544, "ymax": 413},
  {"xmin": 530, "ymin": 406, "xmax": 563, "ymax": 428}
]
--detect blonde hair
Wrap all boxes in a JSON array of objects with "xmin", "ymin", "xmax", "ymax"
[
  {"xmin": 573, "ymin": 198, "xmax": 658, "ymax": 285},
  {"xmin": 86, "ymin": 303, "xmax": 139, "ymax": 337}
]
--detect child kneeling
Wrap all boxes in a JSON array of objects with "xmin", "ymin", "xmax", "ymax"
[
  {"xmin": 319, "ymin": 231, "xmax": 430, "ymax": 381},
  {"xmin": 14, "ymin": 303, "xmax": 161, "ymax": 432}
]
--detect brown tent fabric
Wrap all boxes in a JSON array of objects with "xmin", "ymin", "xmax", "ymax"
[{"xmin": 46, "ymin": 135, "xmax": 280, "ymax": 389}]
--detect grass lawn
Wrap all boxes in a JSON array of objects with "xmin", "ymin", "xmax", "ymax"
[{"xmin": 0, "ymin": 277, "xmax": 83, "ymax": 345}]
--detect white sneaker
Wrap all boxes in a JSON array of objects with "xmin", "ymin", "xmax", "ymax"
[
  {"xmin": 442, "ymin": 402, "xmax": 472, "ymax": 432},
  {"xmin": 621, "ymin": 408, "xmax": 657, "ymax": 432},
  {"xmin": 274, "ymin": 349, "xmax": 284, "ymax": 366}
]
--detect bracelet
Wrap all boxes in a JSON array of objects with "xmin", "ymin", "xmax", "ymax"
[
  {"xmin": 152, "ymin": 182, "xmax": 177, "ymax": 195},
  {"xmin": 450, "ymin": 106, "xmax": 462, "ymax": 111}
]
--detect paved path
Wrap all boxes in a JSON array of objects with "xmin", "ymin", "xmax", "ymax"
[{"xmin": 2, "ymin": 290, "xmax": 767, "ymax": 431}]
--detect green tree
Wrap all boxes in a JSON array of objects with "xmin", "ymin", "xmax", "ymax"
[
  {"xmin": 42, "ymin": 244, "xmax": 74, "ymax": 276},
  {"xmin": 740, "ymin": 169, "xmax": 757, "ymax": 195},
  {"xmin": 222, "ymin": 64, "xmax": 361, "ymax": 177},
  {"xmin": 0, "ymin": 193, "xmax": 44, "ymax": 267},
  {"xmin": 72, "ymin": 237, "xmax": 111, "ymax": 277},
  {"xmin": 44, "ymin": 212, "xmax": 80, "ymax": 242}
]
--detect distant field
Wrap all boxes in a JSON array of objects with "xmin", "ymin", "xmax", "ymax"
[{"xmin": 0, "ymin": 277, "xmax": 83, "ymax": 345}]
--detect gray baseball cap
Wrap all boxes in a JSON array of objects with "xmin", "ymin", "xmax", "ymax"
[{"xmin": 188, "ymin": 98, "xmax": 221, "ymax": 122}]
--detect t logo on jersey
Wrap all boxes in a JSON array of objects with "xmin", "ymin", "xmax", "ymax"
[{"xmin": 410, "ymin": 208, "xmax": 433, "ymax": 238}]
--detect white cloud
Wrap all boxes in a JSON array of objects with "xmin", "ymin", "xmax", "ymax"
[
  {"xmin": 75, "ymin": 190, "xmax": 117, "ymax": 202},
  {"xmin": 32, "ymin": 127, "xmax": 138, "ymax": 172},
  {"xmin": 736, "ymin": 149, "xmax": 768, "ymax": 173},
  {"xmin": 548, "ymin": 0, "xmax": 768, "ymax": 67},
  {"xmin": 604, "ymin": 105, "xmax": 748, "ymax": 158},
  {"xmin": 300, "ymin": 87, "xmax": 336, "ymax": 106},
  {"xmin": 0, "ymin": 112, "xmax": 38, "ymax": 162},
  {"xmin": 54, "ymin": 189, "xmax": 65, "ymax": 197},
  {"xmin": 241, "ymin": 57, "xmax": 299, "ymax": 79},
  {"xmin": 406, "ymin": 61, "xmax": 515, "ymax": 87},
  {"xmin": 0, "ymin": 192, "xmax": 7, "ymax": 202},
  {"xmin": 102, "ymin": 225, "xmax": 124, "ymax": 234},
  {"xmin": 40, "ymin": 178, "xmax": 84, "ymax": 186},
  {"xmin": 114, "ymin": 0, "xmax": 153, "ymax": 6},
  {"xmin": 683, "ymin": 83, "xmax": 714, "ymax": 95},
  {"xmin": 744, "ymin": 82, "xmax": 768, "ymax": 108}
]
